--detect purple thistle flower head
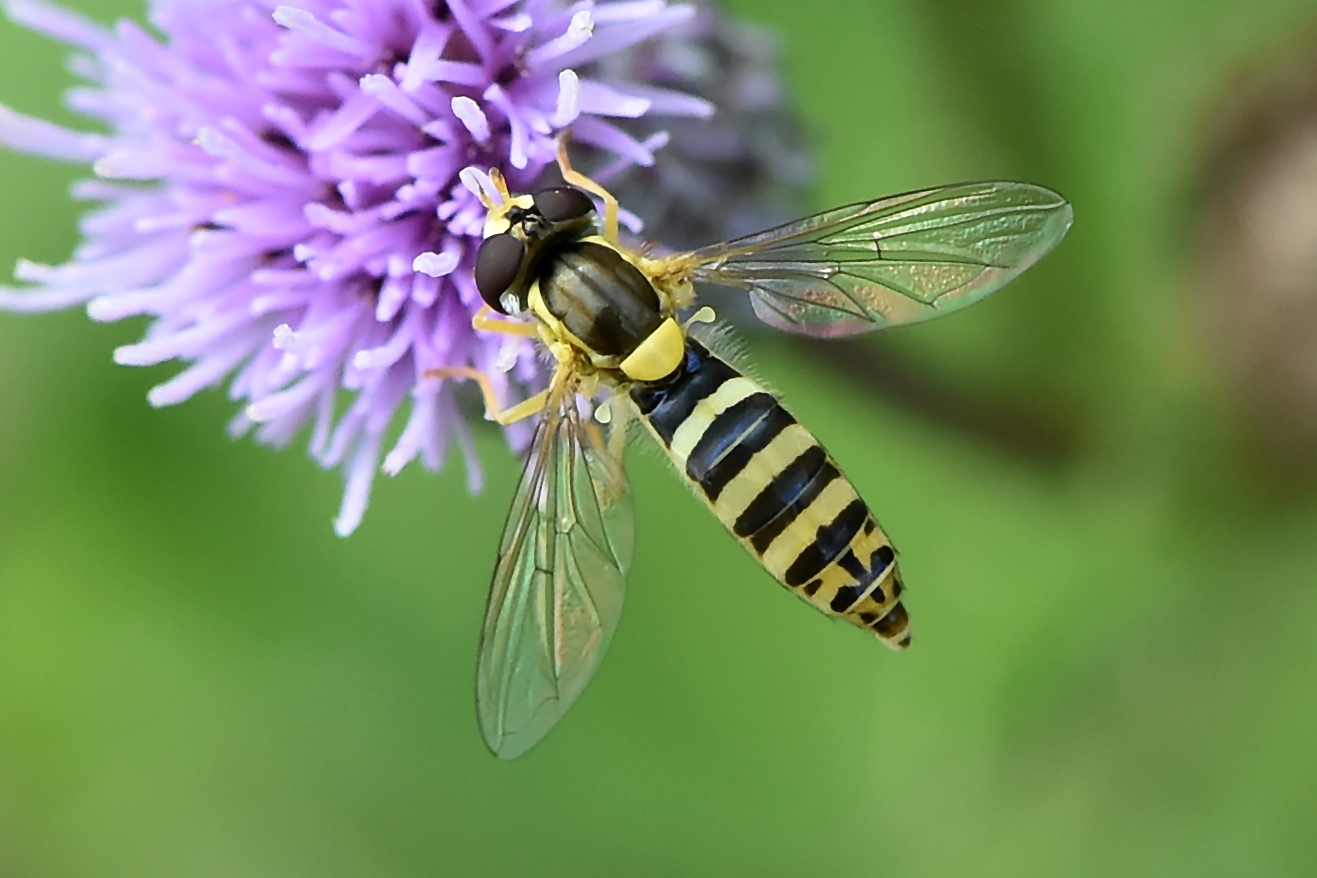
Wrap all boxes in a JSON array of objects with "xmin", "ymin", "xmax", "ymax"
[
  {"xmin": 0, "ymin": 0, "xmax": 712, "ymax": 535},
  {"xmin": 588, "ymin": 3, "xmax": 812, "ymax": 250}
]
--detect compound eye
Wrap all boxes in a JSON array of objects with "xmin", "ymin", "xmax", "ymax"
[
  {"xmin": 474, "ymin": 233, "xmax": 526, "ymax": 314},
  {"xmin": 533, "ymin": 186, "xmax": 595, "ymax": 223}
]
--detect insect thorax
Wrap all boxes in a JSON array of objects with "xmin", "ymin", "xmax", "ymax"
[
  {"xmin": 475, "ymin": 184, "xmax": 688, "ymax": 383},
  {"xmin": 535, "ymin": 239, "xmax": 664, "ymax": 355},
  {"xmin": 534, "ymin": 238, "xmax": 689, "ymax": 384}
]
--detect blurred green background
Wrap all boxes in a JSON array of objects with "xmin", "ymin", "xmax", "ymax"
[{"xmin": 4, "ymin": 0, "xmax": 1317, "ymax": 875}]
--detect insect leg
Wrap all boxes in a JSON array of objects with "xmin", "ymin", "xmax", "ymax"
[
  {"xmin": 605, "ymin": 401, "xmax": 630, "ymax": 464},
  {"xmin": 582, "ymin": 410, "xmax": 628, "ymax": 503},
  {"xmin": 471, "ymin": 304, "xmax": 539, "ymax": 338},
  {"xmin": 425, "ymin": 366, "xmax": 548, "ymax": 425},
  {"xmin": 487, "ymin": 167, "xmax": 512, "ymax": 204},
  {"xmin": 555, "ymin": 132, "xmax": 620, "ymax": 245}
]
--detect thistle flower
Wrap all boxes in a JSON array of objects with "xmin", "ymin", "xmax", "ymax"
[
  {"xmin": 0, "ymin": 0, "xmax": 712, "ymax": 535},
  {"xmin": 583, "ymin": 2, "xmax": 811, "ymax": 250}
]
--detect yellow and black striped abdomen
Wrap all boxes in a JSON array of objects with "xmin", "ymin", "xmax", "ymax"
[{"xmin": 630, "ymin": 341, "xmax": 910, "ymax": 649}]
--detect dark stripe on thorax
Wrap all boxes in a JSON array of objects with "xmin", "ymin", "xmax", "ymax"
[
  {"xmin": 630, "ymin": 341, "xmax": 737, "ymax": 445},
  {"xmin": 785, "ymin": 498, "xmax": 868, "ymax": 587},
  {"xmin": 732, "ymin": 445, "xmax": 830, "ymax": 541},
  {"xmin": 685, "ymin": 394, "xmax": 792, "ymax": 501}
]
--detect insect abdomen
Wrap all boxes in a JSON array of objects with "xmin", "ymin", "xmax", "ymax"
[{"xmin": 630, "ymin": 341, "xmax": 910, "ymax": 649}]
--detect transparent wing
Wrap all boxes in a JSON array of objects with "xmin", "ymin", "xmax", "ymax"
[
  {"xmin": 475, "ymin": 377, "xmax": 634, "ymax": 760},
  {"xmin": 672, "ymin": 181, "xmax": 1073, "ymax": 337}
]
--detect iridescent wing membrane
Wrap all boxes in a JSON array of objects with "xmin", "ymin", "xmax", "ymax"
[
  {"xmin": 672, "ymin": 182, "xmax": 1073, "ymax": 337},
  {"xmin": 476, "ymin": 378, "xmax": 634, "ymax": 760}
]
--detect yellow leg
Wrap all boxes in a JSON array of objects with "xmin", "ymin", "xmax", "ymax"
[
  {"xmin": 425, "ymin": 366, "xmax": 548, "ymax": 426},
  {"xmin": 471, "ymin": 304, "xmax": 539, "ymax": 338},
  {"xmin": 584, "ymin": 408, "xmax": 629, "ymax": 501},
  {"xmin": 556, "ymin": 132, "xmax": 620, "ymax": 244},
  {"xmin": 487, "ymin": 167, "xmax": 511, "ymax": 204},
  {"xmin": 606, "ymin": 402, "xmax": 630, "ymax": 462},
  {"xmin": 584, "ymin": 420, "xmax": 607, "ymax": 455}
]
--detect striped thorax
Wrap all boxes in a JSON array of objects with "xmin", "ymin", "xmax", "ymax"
[{"xmin": 472, "ymin": 179, "xmax": 691, "ymax": 385}]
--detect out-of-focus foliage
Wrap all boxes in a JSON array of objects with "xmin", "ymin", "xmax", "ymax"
[
  {"xmin": 1194, "ymin": 41, "xmax": 1317, "ymax": 476},
  {"xmin": 2, "ymin": 1, "xmax": 1317, "ymax": 876}
]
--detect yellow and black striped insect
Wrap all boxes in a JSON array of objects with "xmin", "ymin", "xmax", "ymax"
[{"xmin": 437, "ymin": 140, "xmax": 1072, "ymax": 759}]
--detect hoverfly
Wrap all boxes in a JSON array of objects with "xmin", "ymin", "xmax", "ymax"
[{"xmin": 433, "ymin": 138, "xmax": 1072, "ymax": 759}]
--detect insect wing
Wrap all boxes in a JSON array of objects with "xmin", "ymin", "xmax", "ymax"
[
  {"xmin": 676, "ymin": 182, "xmax": 1072, "ymax": 337},
  {"xmin": 476, "ymin": 387, "xmax": 634, "ymax": 759}
]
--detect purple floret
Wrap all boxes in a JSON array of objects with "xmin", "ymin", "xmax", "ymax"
[{"xmin": 0, "ymin": 0, "xmax": 712, "ymax": 535}]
